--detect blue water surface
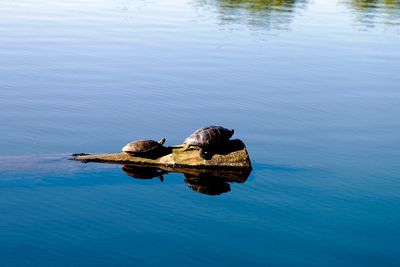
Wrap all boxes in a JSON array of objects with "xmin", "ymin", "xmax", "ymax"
[{"xmin": 1, "ymin": 0, "xmax": 400, "ymax": 266}]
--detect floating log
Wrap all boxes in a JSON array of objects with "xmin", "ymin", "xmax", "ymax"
[{"xmin": 73, "ymin": 139, "xmax": 252, "ymax": 170}]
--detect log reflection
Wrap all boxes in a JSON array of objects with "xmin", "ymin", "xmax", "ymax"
[{"xmin": 121, "ymin": 164, "xmax": 252, "ymax": 195}]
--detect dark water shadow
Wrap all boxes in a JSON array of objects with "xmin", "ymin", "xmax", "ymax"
[{"xmin": 121, "ymin": 164, "xmax": 252, "ymax": 196}]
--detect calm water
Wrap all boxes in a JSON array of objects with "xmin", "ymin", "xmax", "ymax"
[{"xmin": 1, "ymin": 0, "xmax": 400, "ymax": 266}]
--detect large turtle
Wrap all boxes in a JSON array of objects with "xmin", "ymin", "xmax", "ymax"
[
  {"xmin": 122, "ymin": 138, "xmax": 166, "ymax": 158},
  {"xmin": 183, "ymin": 125, "xmax": 234, "ymax": 159}
]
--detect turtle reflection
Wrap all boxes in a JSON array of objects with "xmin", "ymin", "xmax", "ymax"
[
  {"xmin": 183, "ymin": 168, "xmax": 250, "ymax": 195},
  {"xmin": 184, "ymin": 174, "xmax": 231, "ymax": 195},
  {"xmin": 122, "ymin": 165, "xmax": 166, "ymax": 182},
  {"xmin": 121, "ymin": 164, "xmax": 251, "ymax": 195}
]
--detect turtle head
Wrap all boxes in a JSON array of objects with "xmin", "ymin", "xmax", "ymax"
[
  {"xmin": 158, "ymin": 138, "xmax": 166, "ymax": 145},
  {"xmin": 229, "ymin": 129, "xmax": 234, "ymax": 139},
  {"xmin": 122, "ymin": 143, "xmax": 132, "ymax": 153}
]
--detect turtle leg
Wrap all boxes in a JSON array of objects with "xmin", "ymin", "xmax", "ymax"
[
  {"xmin": 182, "ymin": 143, "xmax": 190, "ymax": 151},
  {"xmin": 199, "ymin": 148, "xmax": 206, "ymax": 159},
  {"xmin": 199, "ymin": 148, "xmax": 212, "ymax": 160}
]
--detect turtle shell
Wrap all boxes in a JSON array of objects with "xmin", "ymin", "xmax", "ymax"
[
  {"xmin": 184, "ymin": 126, "xmax": 234, "ymax": 147},
  {"xmin": 122, "ymin": 138, "xmax": 165, "ymax": 155}
]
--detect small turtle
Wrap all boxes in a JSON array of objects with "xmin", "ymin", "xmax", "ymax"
[
  {"xmin": 122, "ymin": 138, "xmax": 166, "ymax": 158},
  {"xmin": 183, "ymin": 126, "xmax": 234, "ymax": 159}
]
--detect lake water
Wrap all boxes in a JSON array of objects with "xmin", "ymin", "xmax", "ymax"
[{"xmin": 1, "ymin": 0, "xmax": 400, "ymax": 266}]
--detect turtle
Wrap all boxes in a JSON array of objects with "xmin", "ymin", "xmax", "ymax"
[
  {"xmin": 182, "ymin": 125, "xmax": 234, "ymax": 159},
  {"xmin": 122, "ymin": 138, "xmax": 166, "ymax": 158}
]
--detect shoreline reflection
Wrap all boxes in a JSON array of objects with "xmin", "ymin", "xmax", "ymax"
[
  {"xmin": 346, "ymin": 0, "xmax": 400, "ymax": 28},
  {"xmin": 196, "ymin": 0, "xmax": 309, "ymax": 29},
  {"xmin": 197, "ymin": 0, "xmax": 400, "ymax": 30}
]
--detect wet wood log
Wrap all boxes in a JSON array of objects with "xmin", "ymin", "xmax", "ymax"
[{"xmin": 73, "ymin": 139, "xmax": 252, "ymax": 170}]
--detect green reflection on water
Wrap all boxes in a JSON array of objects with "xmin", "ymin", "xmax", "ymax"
[
  {"xmin": 197, "ymin": 0, "xmax": 308, "ymax": 29},
  {"xmin": 346, "ymin": 0, "xmax": 400, "ymax": 27},
  {"xmin": 198, "ymin": 0, "xmax": 400, "ymax": 30}
]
